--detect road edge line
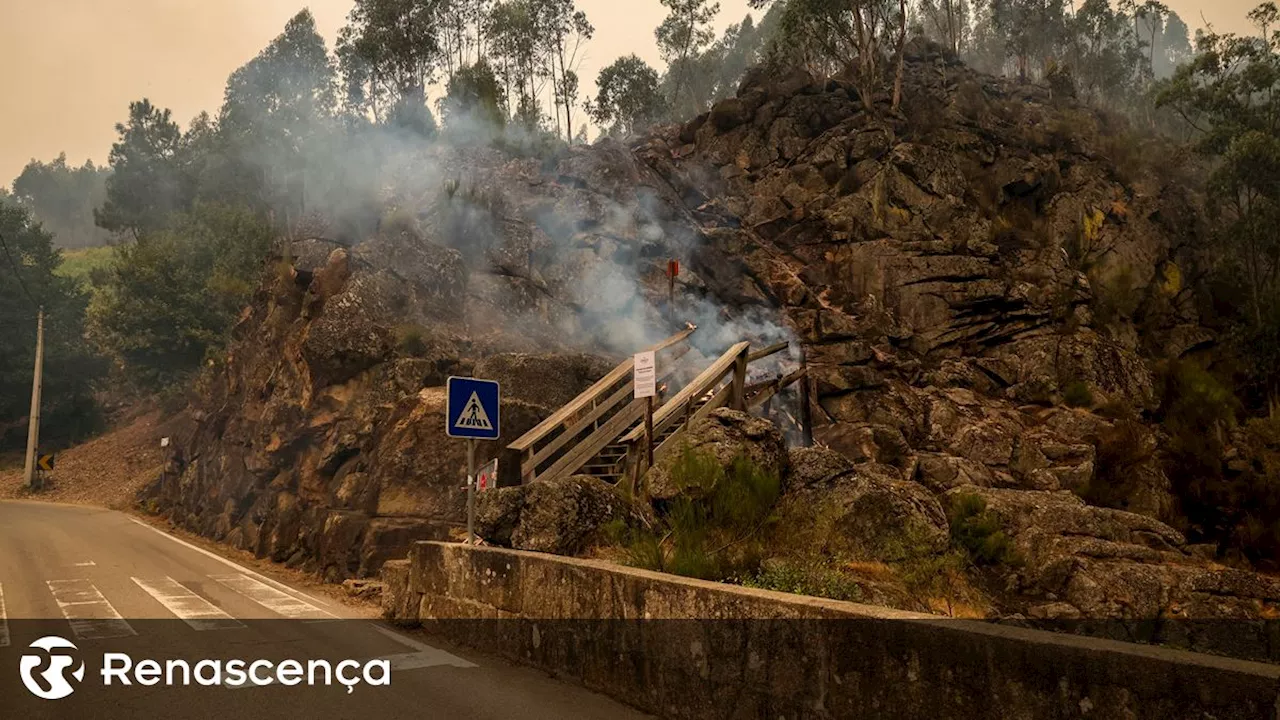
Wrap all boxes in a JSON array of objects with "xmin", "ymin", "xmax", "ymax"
[{"xmin": 124, "ymin": 515, "xmax": 337, "ymax": 611}]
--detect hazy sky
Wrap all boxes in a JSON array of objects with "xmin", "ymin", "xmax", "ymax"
[{"xmin": 0, "ymin": 0, "xmax": 1259, "ymax": 183}]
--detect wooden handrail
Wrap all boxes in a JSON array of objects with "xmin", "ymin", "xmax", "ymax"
[
  {"xmin": 527, "ymin": 379, "xmax": 634, "ymax": 469},
  {"xmin": 652, "ymin": 382, "xmax": 734, "ymax": 460},
  {"xmin": 747, "ymin": 340, "xmax": 791, "ymax": 363},
  {"xmin": 508, "ymin": 326, "xmax": 696, "ymax": 453},
  {"xmin": 746, "ymin": 367, "xmax": 807, "ymax": 410},
  {"xmin": 525, "ymin": 359, "xmax": 689, "ymax": 472},
  {"xmin": 620, "ymin": 341, "xmax": 749, "ymax": 445}
]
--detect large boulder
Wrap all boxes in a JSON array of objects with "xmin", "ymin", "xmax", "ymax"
[
  {"xmin": 645, "ymin": 408, "xmax": 789, "ymax": 502},
  {"xmin": 936, "ymin": 485, "xmax": 1280, "ymax": 653},
  {"xmin": 476, "ymin": 475, "xmax": 631, "ymax": 555},
  {"xmin": 353, "ymin": 229, "xmax": 468, "ymax": 316},
  {"xmin": 782, "ymin": 446, "xmax": 950, "ymax": 561},
  {"xmin": 472, "ymin": 352, "xmax": 614, "ymax": 410},
  {"xmin": 301, "ymin": 271, "xmax": 403, "ymax": 387}
]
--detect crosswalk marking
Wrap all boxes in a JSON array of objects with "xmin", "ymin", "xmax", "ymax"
[
  {"xmin": 47, "ymin": 580, "xmax": 136, "ymax": 640},
  {"xmin": 132, "ymin": 577, "xmax": 244, "ymax": 631},
  {"xmin": 0, "ymin": 583, "xmax": 8, "ymax": 647},
  {"xmin": 211, "ymin": 574, "xmax": 335, "ymax": 620}
]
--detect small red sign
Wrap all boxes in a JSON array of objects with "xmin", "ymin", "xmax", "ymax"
[
  {"xmin": 477, "ymin": 458, "xmax": 498, "ymax": 492},
  {"xmin": 667, "ymin": 259, "xmax": 680, "ymax": 278}
]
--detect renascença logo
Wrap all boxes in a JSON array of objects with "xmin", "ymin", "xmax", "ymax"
[
  {"xmin": 20, "ymin": 636, "xmax": 86, "ymax": 700},
  {"xmin": 17, "ymin": 634, "xmax": 390, "ymax": 699}
]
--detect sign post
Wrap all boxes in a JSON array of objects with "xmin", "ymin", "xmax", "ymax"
[
  {"xmin": 634, "ymin": 351, "xmax": 657, "ymax": 468},
  {"xmin": 466, "ymin": 440, "xmax": 476, "ymax": 542},
  {"xmin": 666, "ymin": 259, "xmax": 679, "ymax": 322},
  {"xmin": 446, "ymin": 376, "xmax": 502, "ymax": 545}
]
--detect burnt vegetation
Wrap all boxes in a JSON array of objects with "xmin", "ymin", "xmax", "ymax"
[{"xmin": 9, "ymin": 0, "xmax": 1280, "ymax": 596}]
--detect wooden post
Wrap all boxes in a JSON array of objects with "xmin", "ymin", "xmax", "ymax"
[
  {"xmin": 627, "ymin": 444, "xmax": 641, "ymax": 499},
  {"xmin": 731, "ymin": 347, "xmax": 748, "ymax": 411},
  {"xmin": 22, "ymin": 307, "xmax": 44, "ymax": 490},
  {"xmin": 521, "ymin": 448, "xmax": 534, "ymax": 485},
  {"xmin": 667, "ymin": 259, "xmax": 679, "ymax": 323},
  {"xmin": 644, "ymin": 396, "xmax": 655, "ymax": 468},
  {"xmin": 799, "ymin": 345, "xmax": 814, "ymax": 447}
]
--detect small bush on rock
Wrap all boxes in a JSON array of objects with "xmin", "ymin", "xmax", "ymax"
[
  {"xmin": 393, "ymin": 324, "xmax": 430, "ymax": 357},
  {"xmin": 947, "ymin": 493, "xmax": 1018, "ymax": 566},
  {"xmin": 606, "ymin": 447, "xmax": 781, "ymax": 581},
  {"xmin": 1063, "ymin": 380, "xmax": 1095, "ymax": 408},
  {"xmin": 745, "ymin": 558, "xmax": 867, "ymax": 603}
]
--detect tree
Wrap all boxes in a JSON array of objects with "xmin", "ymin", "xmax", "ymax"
[
  {"xmin": 441, "ymin": 60, "xmax": 507, "ymax": 137},
  {"xmin": 755, "ymin": 0, "xmax": 900, "ymax": 110},
  {"xmin": 11, "ymin": 154, "xmax": 112, "ymax": 249},
  {"xmin": 991, "ymin": 0, "xmax": 1069, "ymax": 81},
  {"xmin": 1135, "ymin": 0, "xmax": 1171, "ymax": 84},
  {"xmin": 87, "ymin": 203, "xmax": 273, "ymax": 388},
  {"xmin": 657, "ymin": 0, "xmax": 721, "ymax": 117},
  {"xmin": 918, "ymin": 0, "xmax": 970, "ymax": 55},
  {"xmin": 673, "ymin": 12, "xmax": 780, "ymax": 111},
  {"xmin": 538, "ymin": 0, "xmax": 594, "ymax": 142},
  {"xmin": 0, "ymin": 198, "xmax": 103, "ymax": 448},
  {"xmin": 94, "ymin": 99, "xmax": 188, "ymax": 238},
  {"xmin": 337, "ymin": 0, "xmax": 449, "ymax": 132},
  {"xmin": 487, "ymin": 0, "xmax": 546, "ymax": 129},
  {"xmin": 589, "ymin": 55, "xmax": 669, "ymax": 136},
  {"xmin": 1157, "ymin": 5, "xmax": 1280, "ymax": 404},
  {"xmin": 220, "ymin": 9, "xmax": 338, "ymax": 222},
  {"xmin": 1153, "ymin": 11, "xmax": 1192, "ymax": 79},
  {"xmin": 1071, "ymin": 0, "xmax": 1144, "ymax": 105}
]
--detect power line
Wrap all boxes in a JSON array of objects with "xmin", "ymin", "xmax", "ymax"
[{"xmin": 0, "ymin": 231, "xmax": 39, "ymax": 310}]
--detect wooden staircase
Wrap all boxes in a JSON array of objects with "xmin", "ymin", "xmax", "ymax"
[{"xmin": 507, "ymin": 328, "xmax": 808, "ymax": 494}]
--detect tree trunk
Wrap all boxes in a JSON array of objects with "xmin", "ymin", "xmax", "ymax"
[{"xmin": 892, "ymin": 0, "xmax": 907, "ymax": 111}]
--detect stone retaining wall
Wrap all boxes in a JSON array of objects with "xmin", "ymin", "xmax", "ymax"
[{"xmin": 382, "ymin": 542, "xmax": 1280, "ymax": 720}]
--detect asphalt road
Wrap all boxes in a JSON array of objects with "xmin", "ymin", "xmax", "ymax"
[{"xmin": 0, "ymin": 500, "xmax": 652, "ymax": 719}]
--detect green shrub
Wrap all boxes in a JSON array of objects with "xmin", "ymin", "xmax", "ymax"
[
  {"xmin": 1091, "ymin": 264, "xmax": 1141, "ymax": 329},
  {"xmin": 745, "ymin": 559, "xmax": 866, "ymax": 603},
  {"xmin": 947, "ymin": 493, "xmax": 1018, "ymax": 566},
  {"xmin": 1083, "ymin": 419, "xmax": 1155, "ymax": 510},
  {"xmin": 394, "ymin": 324, "xmax": 430, "ymax": 357},
  {"xmin": 608, "ymin": 447, "xmax": 781, "ymax": 581},
  {"xmin": 1063, "ymin": 380, "xmax": 1095, "ymax": 408},
  {"xmin": 86, "ymin": 202, "xmax": 272, "ymax": 388}
]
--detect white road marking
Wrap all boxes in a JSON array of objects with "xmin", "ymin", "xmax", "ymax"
[
  {"xmin": 132, "ymin": 577, "xmax": 245, "ymax": 630},
  {"xmin": 370, "ymin": 624, "xmax": 477, "ymax": 670},
  {"xmin": 122, "ymin": 514, "xmax": 476, "ymax": 676},
  {"xmin": 47, "ymin": 579, "xmax": 136, "ymax": 640},
  {"xmin": 225, "ymin": 626, "xmax": 476, "ymax": 690},
  {"xmin": 211, "ymin": 574, "xmax": 336, "ymax": 620},
  {"xmin": 0, "ymin": 583, "xmax": 9, "ymax": 647},
  {"xmin": 72, "ymin": 561, "xmax": 96, "ymax": 567},
  {"xmin": 125, "ymin": 516, "xmax": 336, "ymax": 611}
]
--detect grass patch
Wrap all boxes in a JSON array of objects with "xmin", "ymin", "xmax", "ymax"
[
  {"xmin": 56, "ymin": 245, "xmax": 114, "ymax": 287},
  {"xmin": 745, "ymin": 558, "xmax": 867, "ymax": 603}
]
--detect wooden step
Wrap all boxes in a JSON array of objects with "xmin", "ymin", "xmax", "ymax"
[{"xmin": 582, "ymin": 463, "xmax": 621, "ymax": 473}]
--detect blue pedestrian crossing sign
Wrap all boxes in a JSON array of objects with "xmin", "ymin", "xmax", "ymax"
[{"xmin": 447, "ymin": 377, "xmax": 501, "ymax": 440}]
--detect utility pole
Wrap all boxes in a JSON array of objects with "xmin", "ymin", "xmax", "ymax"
[{"xmin": 23, "ymin": 306, "xmax": 45, "ymax": 489}]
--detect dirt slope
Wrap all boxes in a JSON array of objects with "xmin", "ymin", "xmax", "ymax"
[{"xmin": 0, "ymin": 410, "xmax": 188, "ymax": 509}]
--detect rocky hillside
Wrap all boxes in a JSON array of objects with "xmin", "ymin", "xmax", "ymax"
[{"xmin": 143, "ymin": 40, "xmax": 1280, "ymax": 643}]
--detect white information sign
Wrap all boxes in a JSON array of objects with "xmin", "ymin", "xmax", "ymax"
[{"xmin": 634, "ymin": 351, "xmax": 657, "ymax": 399}]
